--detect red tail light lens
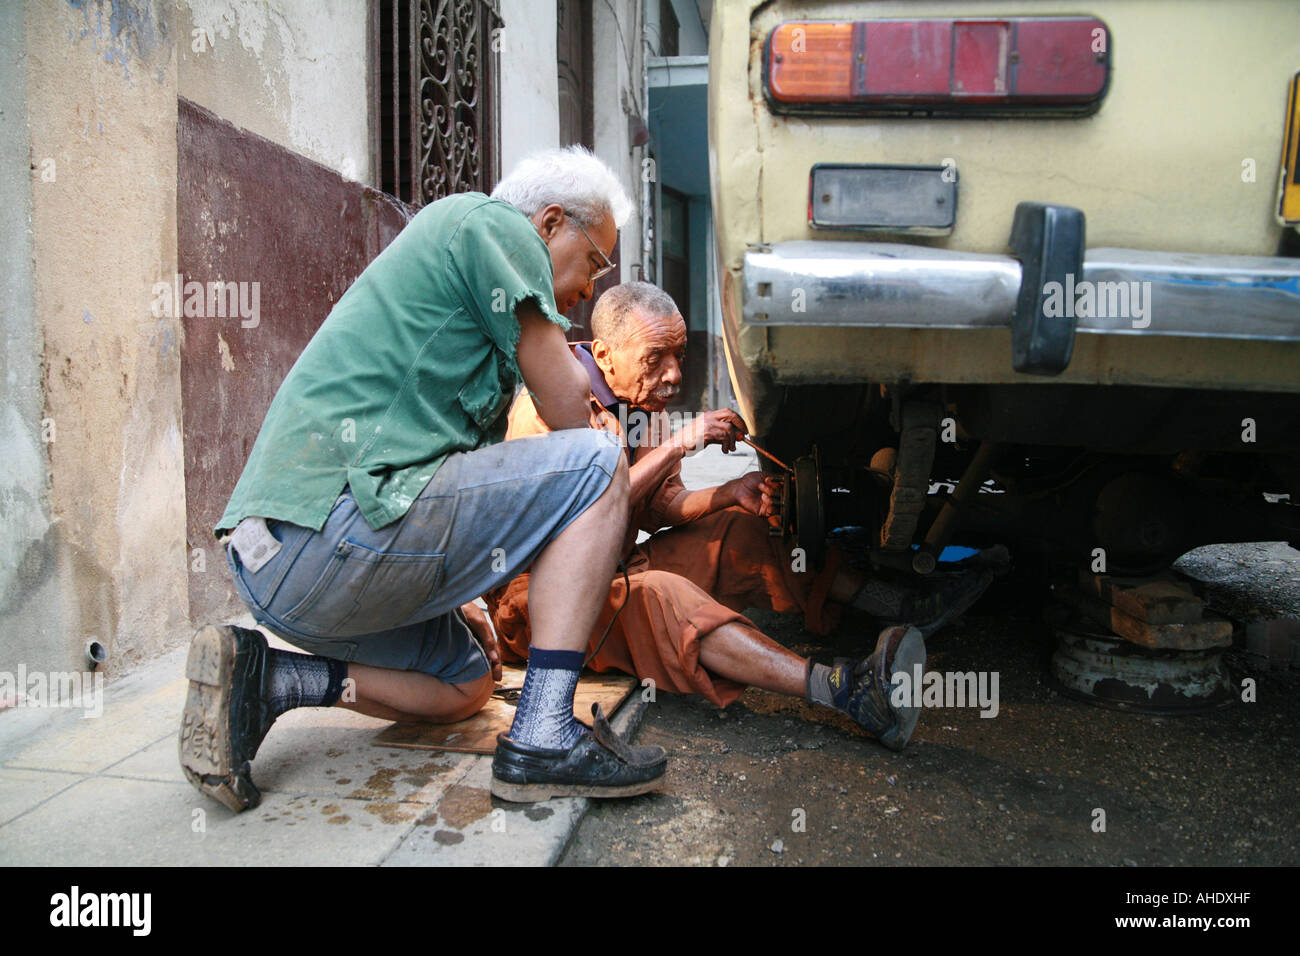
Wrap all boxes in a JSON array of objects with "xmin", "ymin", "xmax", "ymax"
[{"xmin": 767, "ymin": 16, "xmax": 1110, "ymax": 115}]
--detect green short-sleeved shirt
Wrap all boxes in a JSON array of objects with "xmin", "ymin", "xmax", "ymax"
[{"xmin": 216, "ymin": 193, "xmax": 566, "ymax": 534}]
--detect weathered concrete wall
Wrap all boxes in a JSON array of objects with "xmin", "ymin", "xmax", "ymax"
[
  {"xmin": 3, "ymin": 0, "xmax": 653, "ymax": 681},
  {"xmin": 0, "ymin": 2, "xmax": 71, "ymax": 678},
  {"xmin": 9, "ymin": 0, "xmax": 189, "ymax": 677},
  {"xmin": 500, "ymin": 0, "xmax": 561, "ymax": 175},
  {"xmin": 177, "ymin": 0, "xmax": 371, "ymax": 183}
]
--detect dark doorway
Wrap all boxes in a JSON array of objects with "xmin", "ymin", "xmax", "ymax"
[
  {"xmin": 660, "ymin": 185, "xmax": 705, "ymax": 409},
  {"xmin": 557, "ymin": 0, "xmax": 593, "ymax": 151}
]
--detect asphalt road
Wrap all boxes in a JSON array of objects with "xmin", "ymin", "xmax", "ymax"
[{"xmin": 560, "ymin": 544, "xmax": 1300, "ymax": 867}]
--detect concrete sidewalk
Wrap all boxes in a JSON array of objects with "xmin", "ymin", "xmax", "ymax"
[
  {"xmin": 0, "ymin": 444, "xmax": 759, "ymax": 866},
  {"xmin": 0, "ymin": 638, "xmax": 647, "ymax": 866}
]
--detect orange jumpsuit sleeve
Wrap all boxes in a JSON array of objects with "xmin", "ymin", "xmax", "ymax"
[{"xmin": 639, "ymin": 458, "xmax": 686, "ymax": 533}]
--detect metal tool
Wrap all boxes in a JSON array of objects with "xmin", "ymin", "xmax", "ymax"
[{"xmin": 733, "ymin": 427, "xmax": 793, "ymax": 472}]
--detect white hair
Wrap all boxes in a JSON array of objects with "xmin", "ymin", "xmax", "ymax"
[{"xmin": 491, "ymin": 145, "xmax": 633, "ymax": 229}]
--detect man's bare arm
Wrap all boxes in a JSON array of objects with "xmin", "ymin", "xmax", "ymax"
[
  {"xmin": 515, "ymin": 301, "xmax": 591, "ymax": 431},
  {"xmin": 627, "ymin": 440, "xmax": 684, "ymax": 510},
  {"xmin": 657, "ymin": 472, "xmax": 779, "ymax": 525},
  {"xmin": 658, "ymin": 484, "xmax": 736, "ymax": 524},
  {"xmin": 632, "ymin": 409, "xmax": 774, "ymax": 524},
  {"xmin": 625, "ymin": 409, "xmax": 737, "ymax": 512}
]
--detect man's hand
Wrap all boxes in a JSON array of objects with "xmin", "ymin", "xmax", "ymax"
[
  {"xmin": 460, "ymin": 602, "xmax": 502, "ymax": 682},
  {"xmin": 729, "ymin": 472, "xmax": 781, "ymax": 517},
  {"xmin": 671, "ymin": 408, "xmax": 747, "ymax": 455}
]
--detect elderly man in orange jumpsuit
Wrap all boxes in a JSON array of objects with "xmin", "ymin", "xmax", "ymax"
[{"xmin": 485, "ymin": 282, "xmax": 995, "ymax": 750}]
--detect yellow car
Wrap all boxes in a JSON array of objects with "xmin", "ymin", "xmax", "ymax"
[{"xmin": 710, "ymin": 0, "xmax": 1300, "ymax": 573}]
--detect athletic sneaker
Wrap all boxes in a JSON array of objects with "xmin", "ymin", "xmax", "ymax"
[{"xmin": 842, "ymin": 624, "xmax": 928, "ymax": 751}]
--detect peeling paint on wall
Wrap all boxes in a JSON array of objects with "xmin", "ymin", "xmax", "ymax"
[
  {"xmin": 65, "ymin": 0, "xmax": 169, "ymax": 84},
  {"xmin": 0, "ymin": 0, "xmax": 71, "ymax": 673},
  {"xmin": 179, "ymin": 0, "xmax": 369, "ymax": 182},
  {"xmin": 23, "ymin": 0, "xmax": 187, "ymax": 676},
  {"xmin": 216, "ymin": 332, "xmax": 235, "ymax": 371}
]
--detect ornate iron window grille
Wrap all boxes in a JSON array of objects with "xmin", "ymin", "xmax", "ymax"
[{"xmin": 374, "ymin": 0, "xmax": 502, "ymax": 206}]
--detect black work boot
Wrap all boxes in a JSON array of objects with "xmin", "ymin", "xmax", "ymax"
[
  {"xmin": 845, "ymin": 625, "xmax": 927, "ymax": 751},
  {"xmin": 178, "ymin": 624, "xmax": 277, "ymax": 812},
  {"xmin": 490, "ymin": 702, "xmax": 667, "ymax": 802}
]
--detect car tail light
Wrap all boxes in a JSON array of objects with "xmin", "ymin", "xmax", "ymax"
[
  {"xmin": 766, "ymin": 17, "xmax": 1110, "ymax": 115},
  {"xmin": 767, "ymin": 21, "xmax": 855, "ymax": 101}
]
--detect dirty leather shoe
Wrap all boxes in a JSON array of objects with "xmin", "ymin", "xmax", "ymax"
[
  {"xmin": 490, "ymin": 703, "xmax": 667, "ymax": 802},
  {"xmin": 845, "ymin": 625, "xmax": 927, "ymax": 752},
  {"xmin": 178, "ymin": 624, "xmax": 276, "ymax": 812}
]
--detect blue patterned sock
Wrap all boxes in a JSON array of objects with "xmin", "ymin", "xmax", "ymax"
[
  {"xmin": 508, "ymin": 647, "xmax": 586, "ymax": 750},
  {"xmin": 266, "ymin": 649, "xmax": 347, "ymax": 718}
]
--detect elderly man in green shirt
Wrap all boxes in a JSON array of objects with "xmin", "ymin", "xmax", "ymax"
[{"xmin": 180, "ymin": 147, "xmax": 666, "ymax": 809}]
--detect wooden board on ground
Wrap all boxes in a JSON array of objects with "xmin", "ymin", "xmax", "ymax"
[
  {"xmin": 1077, "ymin": 570, "xmax": 1206, "ymax": 624},
  {"xmin": 1062, "ymin": 586, "xmax": 1233, "ymax": 650},
  {"xmin": 372, "ymin": 664, "xmax": 636, "ymax": 755}
]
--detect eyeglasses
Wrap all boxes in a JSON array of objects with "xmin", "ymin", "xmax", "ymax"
[{"xmin": 565, "ymin": 211, "xmax": 617, "ymax": 283}]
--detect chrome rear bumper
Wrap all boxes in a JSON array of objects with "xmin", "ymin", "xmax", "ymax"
[{"xmin": 743, "ymin": 242, "xmax": 1300, "ymax": 342}]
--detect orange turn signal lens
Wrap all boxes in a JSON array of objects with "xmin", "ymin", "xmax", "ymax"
[{"xmin": 767, "ymin": 22, "xmax": 854, "ymax": 102}]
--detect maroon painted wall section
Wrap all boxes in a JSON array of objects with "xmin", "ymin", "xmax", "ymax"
[{"xmin": 178, "ymin": 97, "xmax": 415, "ymax": 625}]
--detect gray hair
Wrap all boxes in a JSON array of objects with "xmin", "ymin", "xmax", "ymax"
[
  {"xmin": 491, "ymin": 145, "xmax": 634, "ymax": 229},
  {"xmin": 592, "ymin": 281, "xmax": 680, "ymax": 345}
]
